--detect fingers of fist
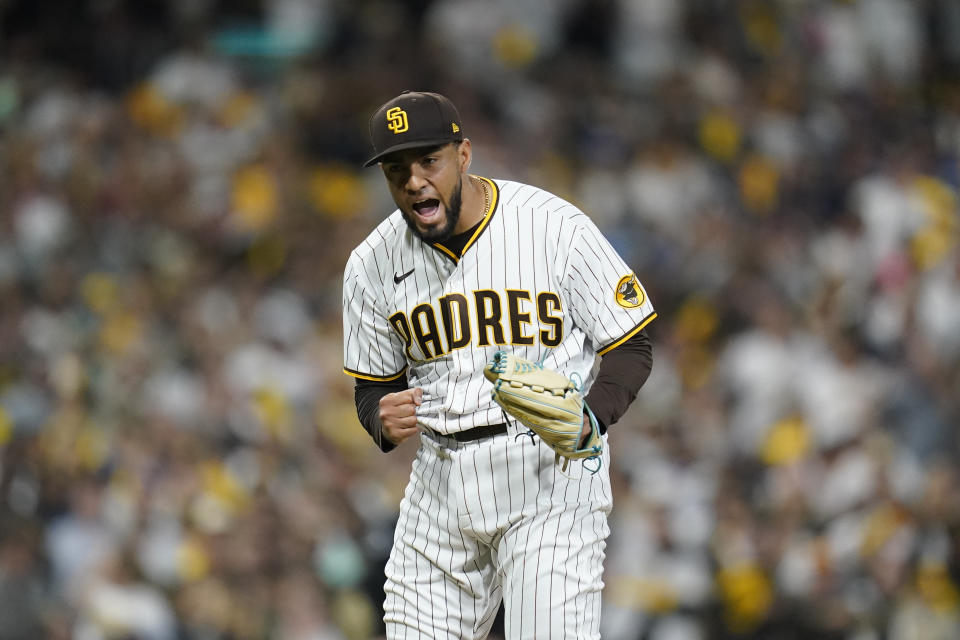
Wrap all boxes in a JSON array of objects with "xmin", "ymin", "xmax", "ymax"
[{"xmin": 379, "ymin": 388, "xmax": 422, "ymax": 444}]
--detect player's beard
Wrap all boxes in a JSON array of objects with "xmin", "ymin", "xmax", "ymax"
[{"xmin": 401, "ymin": 176, "xmax": 462, "ymax": 242}]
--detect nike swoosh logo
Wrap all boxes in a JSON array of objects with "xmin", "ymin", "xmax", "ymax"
[{"xmin": 394, "ymin": 268, "xmax": 415, "ymax": 284}]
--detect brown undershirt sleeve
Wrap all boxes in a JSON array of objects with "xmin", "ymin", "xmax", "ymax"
[
  {"xmin": 584, "ymin": 329, "xmax": 654, "ymax": 434},
  {"xmin": 354, "ymin": 375, "xmax": 408, "ymax": 452}
]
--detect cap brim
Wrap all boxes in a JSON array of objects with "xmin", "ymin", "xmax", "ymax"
[{"xmin": 363, "ymin": 138, "xmax": 460, "ymax": 167}]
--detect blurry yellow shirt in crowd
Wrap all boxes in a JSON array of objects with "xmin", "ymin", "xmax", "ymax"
[
  {"xmin": 910, "ymin": 175, "xmax": 957, "ymax": 271},
  {"xmin": 760, "ymin": 415, "xmax": 810, "ymax": 466},
  {"xmin": 232, "ymin": 165, "xmax": 279, "ymax": 232},
  {"xmin": 75, "ymin": 423, "xmax": 112, "ymax": 471},
  {"xmin": 674, "ymin": 297, "xmax": 720, "ymax": 389},
  {"xmin": 739, "ymin": 154, "xmax": 780, "ymax": 215},
  {"xmin": 126, "ymin": 83, "xmax": 184, "ymax": 137},
  {"xmin": 100, "ymin": 312, "xmax": 144, "ymax": 355},
  {"xmin": 607, "ymin": 575, "xmax": 679, "ymax": 614},
  {"xmin": 0, "ymin": 407, "xmax": 12, "ymax": 446},
  {"xmin": 315, "ymin": 398, "xmax": 375, "ymax": 464},
  {"xmin": 675, "ymin": 297, "xmax": 719, "ymax": 344},
  {"xmin": 81, "ymin": 272, "xmax": 121, "ymax": 315},
  {"xmin": 307, "ymin": 166, "xmax": 366, "ymax": 219},
  {"xmin": 493, "ymin": 24, "xmax": 538, "ymax": 69},
  {"xmin": 200, "ymin": 461, "xmax": 250, "ymax": 513},
  {"xmin": 699, "ymin": 109, "xmax": 741, "ymax": 164},
  {"xmin": 861, "ymin": 503, "xmax": 910, "ymax": 559},
  {"xmin": 178, "ymin": 536, "xmax": 211, "ymax": 583},
  {"xmin": 916, "ymin": 565, "xmax": 960, "ymax": 613},
  {"xmin": 246, "ymin": 234, "xmax": 288, "ymax": 279},
  {"xmin": 740, "ymin": 2, "xmax": 782, "ymax": 57},
  {"xmin": 717, "ymin": 563, "xmax": 774, "ymax": 633},
  {"xmin": 332, "ymin": 590, "xmax": 377, "ymax": 640},
  {"xmin": 252, "ymin": 386, "xmax": 293, "ymax": 442}
]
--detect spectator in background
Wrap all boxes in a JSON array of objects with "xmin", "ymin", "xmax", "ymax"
[
  {"xmin": 0, "ymin": 1, "xmax": 958, "ymax": 639},
  {"xmin": 0, "ymin": 524, "xmax": 46, "ymax": 640}
]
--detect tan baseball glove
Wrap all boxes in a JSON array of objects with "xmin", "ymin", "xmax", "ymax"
[{"xmin": 483, "ymin": 351, "xmax": 602, "ymax": 471}]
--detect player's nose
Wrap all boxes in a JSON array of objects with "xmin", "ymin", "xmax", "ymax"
[{"xmin": 404, "ymin": 170, "xmax": 429, "ymax": 193}]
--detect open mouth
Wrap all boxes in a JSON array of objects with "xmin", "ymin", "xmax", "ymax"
[{"xmin": 412, "ymin": 198, "xmax": 441, "ymax": 220}]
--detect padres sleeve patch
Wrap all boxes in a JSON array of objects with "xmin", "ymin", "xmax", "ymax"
[{"xmin": 615, "ymin": 274, "xmax": 645, "ymax": 308}]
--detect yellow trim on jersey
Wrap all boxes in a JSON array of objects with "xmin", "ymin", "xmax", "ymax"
[
  {"xmin": 430, "ymin": 176, "xmax": 499, "ymax": 263},
  {"xmin": 342, "ymin": 367, "xmax": 408, "ymax": 382},
  {"xmin": 433, "ymin": 243, "xmax": 458, "ymax": 261},
  {"xmin": 596, "ymin": 312, "xmax": 657, "ymax": 356},
  {"xmin": 463, "ymin": 176, "xmax": 498, "ymax": 253},
  {"xmin": 430, "ymin": 242, "xmax": 460, "ymax": 262}
]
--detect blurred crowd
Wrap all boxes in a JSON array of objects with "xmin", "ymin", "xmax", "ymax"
[{"xmin": 1, "ymin": 0, "xmax": 958, "ymax": 639}]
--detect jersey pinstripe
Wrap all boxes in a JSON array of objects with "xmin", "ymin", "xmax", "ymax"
[{"xmin": 342, "ymin": 176, "xmax": 656, "ymax": 435}]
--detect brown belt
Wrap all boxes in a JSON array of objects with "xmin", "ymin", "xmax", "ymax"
[{"xmin": 443, "ymin": 423, "xmax": 508, "ymax": 442}]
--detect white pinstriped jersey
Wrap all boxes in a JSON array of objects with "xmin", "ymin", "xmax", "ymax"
[{"xmin": 342, "ymin": 176, "xmax": 656, "ymax": 435}]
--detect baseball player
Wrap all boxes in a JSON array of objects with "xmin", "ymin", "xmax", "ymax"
[{"xmin": 342, "ymin": 91, "xmax": 656, "ymax": 639}]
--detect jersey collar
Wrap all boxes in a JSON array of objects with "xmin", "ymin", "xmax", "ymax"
[{"xmin": 431, "ymin": 176, "xmax": 498, "ymax": 263}]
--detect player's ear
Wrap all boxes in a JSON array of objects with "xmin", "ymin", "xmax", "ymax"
[{"xmin": 457, "ymin": 139, "xmax": 472, "ymax": 174}]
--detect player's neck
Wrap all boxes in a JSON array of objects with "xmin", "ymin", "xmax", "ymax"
[{"xmin": 453, "ymin": 175, "xmax": 489, "ymax": 234}]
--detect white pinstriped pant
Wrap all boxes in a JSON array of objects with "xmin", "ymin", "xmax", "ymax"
[{"xmin": 383, "ymin": 425, "xmax": 612, "ymax": 639}]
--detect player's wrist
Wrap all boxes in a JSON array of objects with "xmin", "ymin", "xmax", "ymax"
[
  {"xmin": 579, "ymin": 414, "xmax": 592, "ymax": 448},
  {"xmin": 579, "ymin": 404, "xmax": 601, "ymax": 450}
]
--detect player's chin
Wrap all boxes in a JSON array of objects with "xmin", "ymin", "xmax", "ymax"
[
  {"xmin": 415, "ymin": 223, "xmax": 451, "ymax": 242},
  {"xmin": 405, "ymin": 210, "xmax": 451, "ymax": 241}
]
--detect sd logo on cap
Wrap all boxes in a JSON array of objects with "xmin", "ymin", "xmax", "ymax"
[{"xmin": 364, "ymin": 91, "xmax": 464, "ymax": 167}]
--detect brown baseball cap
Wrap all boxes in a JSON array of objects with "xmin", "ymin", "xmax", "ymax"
[{"xmin": 364, "ymin": 91, "xmax": 464, "ymax": 167}]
